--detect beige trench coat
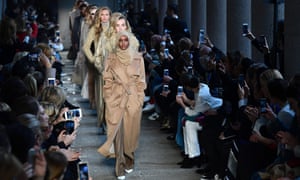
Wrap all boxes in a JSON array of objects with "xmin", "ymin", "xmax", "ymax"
[{"xmin": 97, "ymin": 53, "xmax": 146, "ymax": 158}]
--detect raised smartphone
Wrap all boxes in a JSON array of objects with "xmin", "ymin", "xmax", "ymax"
[{"xmin": 78, "ymin": 162, "xmax": 89, "ymax": 180}]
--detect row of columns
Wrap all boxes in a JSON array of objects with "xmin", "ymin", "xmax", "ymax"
[
  {"xmin": 53, "ymin": 0, "xmax": 298, "ymax": 78},
  {"xmin": 147, "ymin": 0, "xmax": 298, "ymax": 78}
]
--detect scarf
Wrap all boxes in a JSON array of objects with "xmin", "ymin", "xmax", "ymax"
[{"xmin": 115, "ymin": 31, "xmax": 134, "ymax": 65}]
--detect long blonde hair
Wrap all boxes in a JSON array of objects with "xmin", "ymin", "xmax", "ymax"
[
  {"xmin": 106, "ymin": 13, "xmax": 132, "ymax": 39},
  {"xmin": 94, "ymin": 6, "xmax": 112, "ymax": 41}
]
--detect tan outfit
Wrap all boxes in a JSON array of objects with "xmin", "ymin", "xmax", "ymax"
[{"xmin": 97, "ymin": 32, "xmax": 146, "ymax": 177}]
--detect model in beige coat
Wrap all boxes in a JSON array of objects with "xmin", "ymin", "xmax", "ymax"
[
  {"xmin": 98, "ymin": 31, "xmax": 146, "ymax": 179},
  {"xmin": 83, "ymin": 7, "xmax": 111, "ymax": 127}
]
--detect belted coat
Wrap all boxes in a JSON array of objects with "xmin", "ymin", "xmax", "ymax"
[{"xmin": 97, "ymin": 52, "xmax": 146, "ymax": 158}]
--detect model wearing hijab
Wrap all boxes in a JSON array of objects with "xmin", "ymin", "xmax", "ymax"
[
  {"xmin": 98, "ymin": 31, "xmax": 146, "ymax": 180},
  {"xmin": 91, "ymin": 12, "xmax": 139, "ymax": 133}
]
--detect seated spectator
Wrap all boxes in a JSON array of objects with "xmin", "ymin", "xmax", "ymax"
[{"xmin": 176, "ymin": 74, "xmax": 222, "ymax": 169}]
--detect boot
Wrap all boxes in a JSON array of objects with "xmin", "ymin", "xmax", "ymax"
[{"xmin": 180, "ymin": 157, "xmax": 196, "ymax": 168}]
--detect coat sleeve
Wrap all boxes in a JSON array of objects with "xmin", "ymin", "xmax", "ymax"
[
  {"xmin": 102, "ymin": 55, "xmax": 114, "ymax": 102},
  {"xmin": 83, "ymin": 27, "xmax": 96, "ymax": 63},
  {"xmin": 136, "ymin": 55, "xmax": 146, "ymax": 106}
]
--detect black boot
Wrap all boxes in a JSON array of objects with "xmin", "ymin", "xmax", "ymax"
[{"xmin": 180, "ymin": 157, "xmax": 196, "ymax": 168}]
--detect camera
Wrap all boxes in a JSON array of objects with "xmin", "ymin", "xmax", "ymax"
[
  {"xmin": 64, "ymin": 108, "xmax": 82, "ymax": 120},
  {"xmin": 259, "ymin": 98, "xmax": 267, "ymax": 113},
  {"xmin": 78, "ymin": 162, "xmax": 89, "ymax": 180}
]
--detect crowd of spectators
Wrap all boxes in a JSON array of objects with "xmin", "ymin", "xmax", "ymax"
[
  {"xmin": 0, "ymin": 1, "xmax": 84, "ymax": 180},
  {"xmin": 1, "ymin": 0, "xmax": 300, "ymax": 180}
]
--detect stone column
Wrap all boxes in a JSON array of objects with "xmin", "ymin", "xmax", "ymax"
[
  {"xmin": 251, "ymin": 0, "xmax": 274, "ymax": 61},
  {"xmin": 191, "ymin": 0, "xmax": 206, "ymax": 43},
  {"xmin": 178, "ymin": 0, "xmax": 191, "ymax": 34},
  {"xmin": 158, "ymin": 0, "xmax": 168, "ymax": 34},
  {"xmin": 168, "ymin": 0, "xmax": 178, "ymax": 5},
  {"xmin": 227, "ymin": 1, "xmax": 251, "ymax": 57},
  {"xmin": 0, "ymin": 0, "xmax": 5, "ymax": 19},
  {"xmin": 284, "ymin": 1, "xmax": 300, "ymax": 79},
  {"xmin": 206, "ymin": 0, "xmax": 226, "ymax": 53},
  {"xmin": 151, "ymin": 0, "xmax": 159, "ymax": 11}
]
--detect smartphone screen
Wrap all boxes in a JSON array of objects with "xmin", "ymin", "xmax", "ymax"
[
  {"xmin": 64, "ymin": 108, "xmax": 82, "ymax": 120},
  {"xmin": 163, "ymin": 84, "xmax": 169, "ymax": 92},
  {"xmin": 78, "ymin": 162, "xmax": 89, "ymax": 180},
  {"xmin": 177, "ymin": 86, "xmax": 183, "ymax": 96},
  {"xmin": 238, "ymin": 74, "xmax": 245, "ymax": 87},
  {"xmin": 48, "ymin": 78, "xmax": 56, "ymax": 86},
  {"xmin": 28, "ymin": 148, "xmax": 36, "ymax": 166},
  {"xmin": 64, "ymin": 120, "xmax": 75, "ymax": 134},
  {"xmin": 260, "ymin": 98, "xmax": 267, "ymax": 113},
  {"xmin": 199, "ymin": 29, "xmax": 205, "ymax": 43},
  {"xmin": 242, "ymin": 23, "xmax": 248, "ymax": 35}
]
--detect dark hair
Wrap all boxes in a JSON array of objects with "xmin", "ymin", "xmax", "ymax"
[
  {"xmin": 180, "ymin": 73, "xmax": 199, "ymax": 89},
  {"xmin": 287, "ymin": 73, "xmax": 300, "ymax": 105},
  {"xmin": 226, "ymin": 50, "xmax": 243, "ymax": 67},
  {"xmin": 240, "ymin": 57, "xmax": 255, "ymax": 75},
  {"xmin": 267, "ymin": 78, "xmax": 288, "ymax": 102},
  {"xmin": 32, "ymin": 71, "xmax": 45, "ymax": 90},
  {"xmin": 0, "ymin": 125, "xmax": 11, "ymax": 152},
  {"xmin": 0, "ymin": 77, "xmax": 29, "ymax": 105},
  {"xmin": 168, "ymin": 3, "xmax": 178, "ymax": 14},
  {"xmin": 6, "ymin": 123, "xmax": 35, "ymax": 163},
  {"xmin": 10, "ymin": 96, "xmax": 40, "ymax": 116}
]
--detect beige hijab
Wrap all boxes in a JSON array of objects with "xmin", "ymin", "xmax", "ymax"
[{"xmin": 115, "ymin": 31, "xmax": 135, "ymax": 65}]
